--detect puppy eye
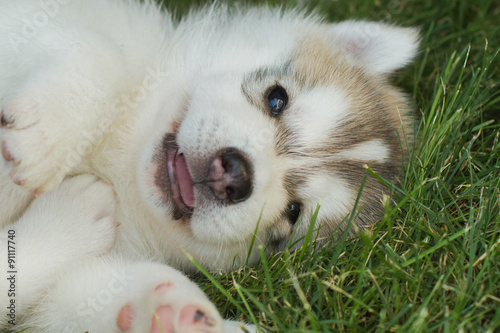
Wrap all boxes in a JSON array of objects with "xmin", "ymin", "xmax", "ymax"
[
  {"xmin": 267, "ymin": 86, "xmax": 288, "ymax": 116},
  {"xmin": 286, "ymin": 202, "xmax": 301, "ymax": 225}
]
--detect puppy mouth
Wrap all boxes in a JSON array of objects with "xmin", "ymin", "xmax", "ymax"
[{"xmin": 155, "ymin": 133, "xmax": 195, "ymax": 220}]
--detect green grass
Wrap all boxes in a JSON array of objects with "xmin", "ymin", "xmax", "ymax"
[{"xmin": 155, "ymin": 0, "xmax": 500, "ymax": 332}]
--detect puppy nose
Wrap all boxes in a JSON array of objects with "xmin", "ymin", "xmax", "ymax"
[{"xmin": 205, "ymin": 148, "xmax": 253, "ymax": 203}]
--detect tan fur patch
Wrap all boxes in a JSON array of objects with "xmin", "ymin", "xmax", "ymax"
[
  {"xmin": 288, "ymin": 33, "xmax": 413, "ymax": 237},
  {"xmin": 242, "ymin": 30, "xmax": 414, "ymax": 244},
  {"xmin": 290, "ymin": 34, "xmax": 413, "ymax": 161}
]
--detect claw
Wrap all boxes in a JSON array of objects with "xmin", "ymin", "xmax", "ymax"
[
  {"xmin": 1, "ymin": 142, "xmax": 13, "ymax": 161},
  {"xmin": 33, "ymin": 187, "xmax": 44, "ymax": 197},
  {"xmin": 0, "ymin": 109, "xmax": 14, "ymax": 128},
  {"xmin": 13, "ymin": 179, "xmax": 26, "ymax": 187},
  {"xmin": 0, "ymin": 109, "xmax": 5, "ymax": 127},
  {"xmin": 194, "ymin": 310, "xmax": 205, "ymax": 323},
  {"xmin": 179, "ymin": 305, "xmax": 218, "ymax": 328}
]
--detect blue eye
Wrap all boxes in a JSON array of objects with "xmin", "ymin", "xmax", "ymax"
[{"xmin": 268, "ymin": 86, "xmax": 288, "ymax": 116}]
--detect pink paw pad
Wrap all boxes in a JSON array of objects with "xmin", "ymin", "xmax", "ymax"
[
  {"xmin": 117, "ymin": 303, "xmax": 135, "ymax": 332},
  {"xmin": 151, "ymin": 305, "xmax": 174, "ymax": 333},
  {"xmin": 155, "ymin": 282, "xmax": 175, "ymax": 294}
]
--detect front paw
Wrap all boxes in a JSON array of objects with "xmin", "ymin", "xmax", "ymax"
[
  {"xmin": 0, "ymin": 61, "xmax": 116, "ymax": 195},
  {"xmin": 0, "ymin": 99, "xmax": 85, "ymax": 195},
  {"xmin": 7, "ymin": 175, "xmax": 118, "ymax": 313},
  {"xmin": 19, "ymin": 174, "xmax": 118, "ymax": 258},
  {"xmin": 115, "ymin": 270, "xmax": 223, "ymax": 333},
  {"xmin": 26, "ymin": 260, "xmax": 225, "ymax": 333}
]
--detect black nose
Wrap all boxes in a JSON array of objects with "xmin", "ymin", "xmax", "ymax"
[{"xmin": 204, "ymin": 148, "xmax": 253, "ymax": 203}]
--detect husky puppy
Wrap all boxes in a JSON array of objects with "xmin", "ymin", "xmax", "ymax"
[{"xmin": 0, "ymin": 0, "xmax": 419, "ymax": 332}]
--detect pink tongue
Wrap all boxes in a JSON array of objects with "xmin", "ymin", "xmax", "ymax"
[{"xmin": 175, "ymin": 154, "xmax": 195, "ymax": 207}]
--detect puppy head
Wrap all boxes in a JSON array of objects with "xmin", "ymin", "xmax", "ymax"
[{"xmin": 137, "ymin": 14, "xmax": 419, "ymax": 270}]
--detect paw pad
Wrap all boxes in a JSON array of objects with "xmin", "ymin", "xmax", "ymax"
[
  {"xmin": 117, "ymin": 303, "xmax": 135, "ymax": 332},
  {"xmin": 151, "ymin": 305, "xmax": 174, "ymax": 333},
  {"xmin": 154, "ymin": 282, "xmax": 175, "ymax": 294}
]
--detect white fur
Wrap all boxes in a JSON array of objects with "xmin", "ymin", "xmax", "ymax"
[
  {"xmin": 0, "ymin": 1, "xmax": 419, "ymax": 331},
  {"xmin": 330, "ymin": 20, "xmax": 420, "ymax": 74},
  {"xmin": 291, "ymin": 87, "xmax": 351, "ymax": 147},
  {"xmin": 334, "ymin": 139, "xmax": 391, "ymax": 163}
]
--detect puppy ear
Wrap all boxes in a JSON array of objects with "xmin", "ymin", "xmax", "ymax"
[{"xmin": 330, "ymin": 20, "xmax": 420, "ymax": 75}]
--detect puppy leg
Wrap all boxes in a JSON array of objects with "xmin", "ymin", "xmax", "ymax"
[
  {"xmin": 21, "ymin": 258, "xmax": 221, "ymax": 333},
  {"xmin": 0, "ymin": 172, "xmax": 33, "ymax": 229},
  {"xmin": 23, "ymin": 257, "xmax": 257, "ymax": 333},
  {"xmin": 0, "ymin": 42, "xmax": 130, "ymax": 195},
  {"xmin": 0, "ymin": 175, "xmax": 117, "ymax": 326}
]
